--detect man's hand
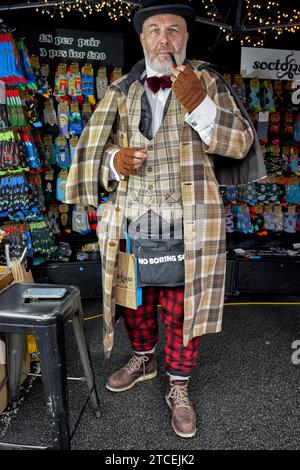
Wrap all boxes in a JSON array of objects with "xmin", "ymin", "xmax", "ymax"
[
  {"xmin": 114, "ymin": 147, "xmax": 148, "ymax": 177},
  {"xmin": 172, "ymin": 65, "xmax": 207, "ymax": 113}
]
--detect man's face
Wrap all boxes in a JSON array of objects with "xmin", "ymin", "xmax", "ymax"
[{"xmin": 140, "ymin": 14, "xmax": 189, "ymax": 75}]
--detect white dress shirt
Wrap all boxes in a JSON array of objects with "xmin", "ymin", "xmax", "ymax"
[{"xmin": 109, "ymin": 61, "xmax": 217, "ymax": 180}]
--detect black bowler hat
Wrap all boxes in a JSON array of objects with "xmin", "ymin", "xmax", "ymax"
[{"xmin": 133, "ymin": 0, "xmax": 196, "ymax": 34}]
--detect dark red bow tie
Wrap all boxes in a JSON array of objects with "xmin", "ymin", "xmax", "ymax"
[{"xmin": 146, "ymin": 75, "xmax": 172, "ymax": 93}]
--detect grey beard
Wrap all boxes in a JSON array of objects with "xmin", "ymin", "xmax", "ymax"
[{"xmin": 143, "ymin": 45, "xmax": 187, "ymax": 76}]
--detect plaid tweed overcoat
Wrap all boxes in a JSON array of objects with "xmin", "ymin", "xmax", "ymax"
[{"xmin": 65, "ymin": 59, "xmax": 255, "ymax": 358}]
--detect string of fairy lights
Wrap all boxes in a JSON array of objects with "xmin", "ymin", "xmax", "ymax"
[
  {"xmin": 35, "ymin": 0, "xmax": 137, "ymax": 21},
  {"xmin": 201, "ymin": 0, "xmax": 300, "ymax": 46},
  {"xmin": 3, "ymin": 0, "xmax": 300, "ymax": 46}
]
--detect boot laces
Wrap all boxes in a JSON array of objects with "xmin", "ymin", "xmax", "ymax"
[
  {"xmin": 168, "ymin": 383, "xmax": 191, "ymax": 409},
  {"xmin": 122, "ymin": 354, "xmax": 149, "ymax": 375}
]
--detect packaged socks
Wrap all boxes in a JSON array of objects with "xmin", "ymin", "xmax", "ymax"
[
  {"xmin": 96, "ymin": 67, "xmax": 108, "ymax": 100},
  {"xmin": 283, "ymin": 206, "xmax": 297, "ymax": 233},
  {"xmin": 232, "ymin": 74, "xmax": 247, "ymax": 107},
  {"xmin": 58, "ymin": 203, "xmax": 72, "ymax": 234},
  {"xmin": 81, "ymin": 63, "xmax": 95, "ymax": 105},
  {"xmin": 67, "ymin": 63, "xmax": 82, "ymax": 99},
  {"xmin": 256, "ymin": 111, "xmax": 269, "ymax": 145},
  {"xmin": 82, "ymin": 102, "xmax": 93, "ymax": 127},
  {"xmin": 69, "ymin": 136, "xmax": 78, "ymax": 162},
  {"xmin": 232, "ymin": 203, "xmax": 252, "ymax": 234},
  {"xmin": 57, "ymin": 102, "xmax": 69, "ymax": 138},
  {"xmin": 72, "ymin": 204, "xmax": 90, "ymax": 233},
  {"xmin": 43, "ymin": 169, "xmax": 56, "ymax": 204},
  {"xmin": 261, "ymin": 80, "xmax": 275, "ymax": 113},
  {"xmin": 47, "ymin": 204, "xmax": 61, "ymax": 235},
  {"xmin": 0, "ymin": 33, "xmax": 26, "ymax": 85},
  {"xmin": 55, "ymin": 135, "xmax": 71, "ymax": 168},
  {"xmin": 69, "ymin": 101, "xmax": 83, "ymax": 136},
  {"xmin": 56, "ymin": 169, "xmax": 68, "ymax": 202},
  {"xmin": 248, "ymin": 78, "xmax": 261, "ymax": 112},
  {"xmin": 225, "ymin": 205, "xmax": 234, "ymax": 233},
  {"xmin": 54, "ymin": 63, "xmax": 68, "ymax": 99},
  {"xmin": 110, "ymin": 67, "xmax": 123, "ymax": 84},
  {"xmin": 43, "ymin": 135, "xmax": 57, "ymax": 165},
  {"xmin": 268, "ymin": 112, "xmax": 280, "ymax": 145}
]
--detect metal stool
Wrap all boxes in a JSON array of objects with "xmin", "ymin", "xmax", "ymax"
[{"xmin": 0, "ymin": 283, "xmax": 101, "ymax": 450}]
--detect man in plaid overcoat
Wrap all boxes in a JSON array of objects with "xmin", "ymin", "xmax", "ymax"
[{"xmin": 65, "ymin": 0, "xmax": 265, "ymax": 438}]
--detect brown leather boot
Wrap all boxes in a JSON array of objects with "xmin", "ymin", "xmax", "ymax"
[
  {"xmin": 106, "ymin": 353, "xmax": 157, "ymax": 392},
  {"xmin": 165, "ymin": 380, "xmax": 197, "ymax": 438}
]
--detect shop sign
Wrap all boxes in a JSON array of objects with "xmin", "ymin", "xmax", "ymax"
[
  {"xmin": 18, "ymin": 27, "xmax": 123, "ymax": 66},
  {"xmin": 241, "ymin": 47, "xmax": 300, "ymax": 81}
]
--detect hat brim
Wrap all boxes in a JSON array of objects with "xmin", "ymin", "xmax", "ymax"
[{"xmin": 133, "ymin": 4, "xmax": 196, "ymax": 34}]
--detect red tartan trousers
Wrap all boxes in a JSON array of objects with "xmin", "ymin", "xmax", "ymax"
[{"xmin": 122, "ymin": 286, "xmax": 201, "ymax": 376}]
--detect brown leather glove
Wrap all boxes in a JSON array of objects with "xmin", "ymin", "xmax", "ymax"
[
  {"xmin": 172, "ymin": 65, "xmax": 207, "ymax": 113},
  {"xmin": 114, "ymin": 147, "xmax": 144, "ymax": 177}
]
